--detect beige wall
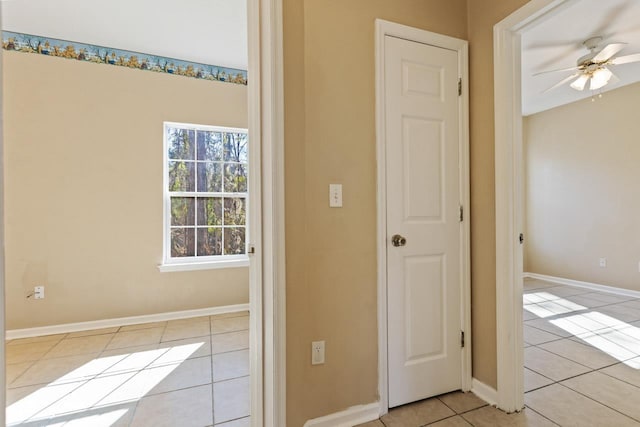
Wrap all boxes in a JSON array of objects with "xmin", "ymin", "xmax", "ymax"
[
  {"xmin": 4, "ymin": 52, "xmax": 249, "ymax": 330},
  {"xmin": 524, "ymin": 82, "xmax": 640, "ymax": 290},
  {"xmin": 283, "ymin": 0, "xmax": 468, "ymax": 425},
  {"xmin": 283, "ymin": 0, "xmax": 536, "ymax": 422},
  {"xmin": 466, "ymin": 0, "xmax": 529, "ymax": 389}
]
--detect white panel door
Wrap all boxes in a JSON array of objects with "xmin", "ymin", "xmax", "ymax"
[{"xmin": 385, "ymin": 35, "xmax": 462, "ymax": 408}]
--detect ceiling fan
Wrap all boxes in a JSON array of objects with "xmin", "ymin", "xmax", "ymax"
[{"xmin": 536, "ymin": 36, "xmax": 640, "ymax": 93}]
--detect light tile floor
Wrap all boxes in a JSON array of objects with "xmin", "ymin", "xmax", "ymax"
[
  {"xmin": 360, "ymin": 278, "xmax": 640, "ymax": 426},
  {"xmin": 6, "ymin": 311, "xmax": 250, "ymax": 427}
]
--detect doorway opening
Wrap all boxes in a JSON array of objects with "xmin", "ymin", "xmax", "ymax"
[
  {"xmin": 495, "ymin": 0, "xmax": 640, "ymax": 419},
  {"xmin": 1, "ymin": 0, "xmax": 285, "ymax": 426}
]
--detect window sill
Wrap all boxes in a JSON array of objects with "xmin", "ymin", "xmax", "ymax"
[{"xmin": 158, "ymin": 258, "xmax": 249, "ymax": 273}]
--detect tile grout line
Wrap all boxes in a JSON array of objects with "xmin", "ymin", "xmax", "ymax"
[
  {"xmin": 531, "ymin": 341, "xmax": 627, "ymax": 371},
  {"xmin": 596, "ymin": 365, "xmax": 640, "ymax": 390},
  {"xmin": 527, "ymin": 342, "xmax": 606, "ymax": 372},
  {"xmin": 435, "ymin": 394, "xmax": 489, "ymax": 418},
  {"xmin": 6, "ymin": 359, "xmax": 37, "ymax": 388},
  {"xmin": 213, "ymin": 415, "xmax": 251, "ymax": 426},
  {"xmin": 36, "ymin": 333, "xmax": 71, "ymax": 360},
  {"xmin": 522, "ymin": 404, "xmax": 562, "ymax": 426},
  {"xmin": 55, "ymin": 321, "xmax": 173, "ymax": 425},
  {"xmin": 523, "ymin": 335, "xmax": 565, "ymax": 346},
  {"xmin": 528, "ymin": 309, "xmax": 640, "ymax": 365},
  {"xmin": 19, "ymin": 375, "xmax": 89, "ymax": 424},
  {"xmin": 555, "ymin": 381, "xmax": 640, "ymax": 424},
  {"xmin": 209, "ymin": 317, "xmax": 217, "ymax": 426},
  {"xmin": 421, "ymin": 412, "xmax": 471, "ymax": 426}
]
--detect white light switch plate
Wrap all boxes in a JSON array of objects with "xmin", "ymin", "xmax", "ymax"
[{"xmin": 329, "ymin": 184, "xmax": 342, "ymax": 208}]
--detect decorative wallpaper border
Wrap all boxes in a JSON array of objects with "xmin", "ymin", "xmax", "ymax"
[{"xmin": 2, "ymin": 31, "xmax": 247, "ymax": 85}]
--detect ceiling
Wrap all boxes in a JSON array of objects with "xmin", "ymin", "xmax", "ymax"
[
  {"xmin": 521, "ymin": 0, "xmax": 640, "ymax": 116},
  {"xmin": 0, "ymin": 0, "xmax": 248, "ymax": 70}
]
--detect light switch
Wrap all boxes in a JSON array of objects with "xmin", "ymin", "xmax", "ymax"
[{"xmin": 329, "ymin": 184, "xmax": 342, "ymax": 208}]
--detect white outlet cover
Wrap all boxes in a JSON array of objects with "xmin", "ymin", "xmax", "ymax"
[
  {"xmin": 34, "ymin": 286, "xmax": 45, "ymax": 299},
  {"xmin": 311, "ymin": 340, "xmax": 325, "ymax": 365}
]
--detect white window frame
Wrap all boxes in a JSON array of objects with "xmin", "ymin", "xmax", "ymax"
[{"xmin": 160, "ymin": 121, "xmax": 250, "ymax": 272}]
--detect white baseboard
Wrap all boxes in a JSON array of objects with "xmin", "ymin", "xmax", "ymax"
[
  {"xmin": 523, "ymin": 272, "xmax": 640, "ymax": 299},
  {"xmin": 6, "ymin": 303, "xmax": 250, "ymax": 340},
  {"xmin": 303, "ymin": 402, "xmax": 380, "ymax": 427},
  {"xmin": 471, "ymin": 378, "xmax": 497, "ymax": 407}
]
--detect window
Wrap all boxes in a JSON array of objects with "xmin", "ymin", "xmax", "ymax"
[{"xmin": 162, "ymin": 122, "xmax": 248, "ymax": 271}]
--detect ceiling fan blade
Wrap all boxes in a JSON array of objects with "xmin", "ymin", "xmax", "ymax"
[
  {"xmin": 533, "ymin": 65, "xmax": 580, "ymax": 76},
  {"xmin": 608, "ymin": 72, "xmax": 621, "ymax": 86},
  {"xmin": 570, "ymin": 74, "xmax": 589, "ymax": 91},
  {"xmin": 525, "ymin": 39, "xmax": 584, "ymax": 51},
  {"xmin": 591, "ymin": 0, "xmax": 635, "ymax": 40},
  {"xmin": 593, "ymin": 43, "xmax": 627, "ymax": 62},
  {"xmin": 610, "ymin": 53, "xmax": 640, "ymax": 65},
  {"xmin": 541, "ymin": 73, "xmax": 580, "ymax": 93}
]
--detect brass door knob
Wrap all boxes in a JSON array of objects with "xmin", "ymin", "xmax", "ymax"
[{"xmin": 391, "ymin": 234, "xmax": 407, "ymax": 247}]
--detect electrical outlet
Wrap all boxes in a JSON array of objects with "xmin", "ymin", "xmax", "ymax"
[
  {"xmin": 311, "ymin": 340, "xmax": 325, "ymax": 365},
  {"xmin": 599, "ymin": 258, "xmax": 607, "ymax": 268},
  {"xmin": 34, "ymin": 286, "xmax": 45, "ymax": 299}
]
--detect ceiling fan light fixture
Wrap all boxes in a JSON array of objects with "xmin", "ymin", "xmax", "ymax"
[
  {"xmin": 590, "ymin": 67, "xmax": 613, "ymax": 90},
  {"xmin": 570, "ymin": 74, "xmax": 589, "ymax": 91}
]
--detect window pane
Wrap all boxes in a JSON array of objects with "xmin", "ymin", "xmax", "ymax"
[
  {"xmin": 171, "ymin": 228, "xmax": 195, "ymax": 257},
  {"xmin": 197, "ymin": 131, "xmax": 223, "ymax": 161},
  {"xmin": 224, "ymin": 227, "xmax": 246, "ymax": 255},
  {"xmin": 224, "ymin": 163, "xmax": 248, "ymax": 193},
  {"xmin": 197, "ymin": 162, "xmax": 222, "ymax": 192},
  {"xmin": 224, "ymin": 198, "xmax": 246, "ymax": 225},
  {"xmin": 167, "ymin": 128, "xmax": 195, "ymax": 160},
  {"xmin": 197, "ymin": 227, "xmax": 223, "ymax": 256},
  {"xmin": 171, "ymin": 197, "xmax": 195, "ymax": 226},
  {"xmin": 168, "ymin": 161, "xmax": 195, "ymax": 192},
  {"xmin": 197, "ymin": 197, "xmax": 223, "ymax": 226},
  {"xmin": 223, "ymin": 132, "xmax": 248, "ymax": 162}
]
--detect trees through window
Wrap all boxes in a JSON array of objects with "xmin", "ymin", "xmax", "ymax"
[{"xmin": 164, "ymin": 122, "xmax": 248, "ymax": 265}]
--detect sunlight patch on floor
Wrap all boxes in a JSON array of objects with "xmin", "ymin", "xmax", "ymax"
[
  {"xmin": 7, "ymin": 342, "xmax": 204, "ymax": 426},
  {"xmin": 523, "ymin": 292, "xmax": 586, "ymax": 318},
  {"xmin": 551, "ymin": 312, "xmax": 640, "ymax": 367}
]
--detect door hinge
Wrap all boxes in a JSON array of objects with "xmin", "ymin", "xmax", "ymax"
[
  {"xmin": 460, "ymin": 330, "xmax": 465, "ymax": 348},
  {"xmin": 459, "ymin": 205, "xmax": 464, "ymax": 222},
  {"xmin": 519, "ymin": 233, "xmax": 524, "ymax": 245},
  {"xmin": 458, "ymin": 78, "xmax": 462, "ymax": 96}
]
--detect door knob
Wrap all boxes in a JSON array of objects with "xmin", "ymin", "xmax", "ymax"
[{"xmin": 391, "ymin": 234, "xmax": 407, "ymax": 247}]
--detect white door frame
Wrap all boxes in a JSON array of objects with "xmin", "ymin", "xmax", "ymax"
[
  {"xmin": 493, "ymin": 0, "xmax": 574, "ymax": 413},
  {"xmin": 375, "ymin": 19, "xmax": 471, "ymax": 416},
  {"xmin": 0, "ymin": 0, "xmax": 286, "ymax": 426},
  {"xmin": 0, "ymin": 4, "xmax": 5, "ymax": 426},
  {"xmin": 248, "ymin": 0, "xmax": 286, "ymax": 425}
]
